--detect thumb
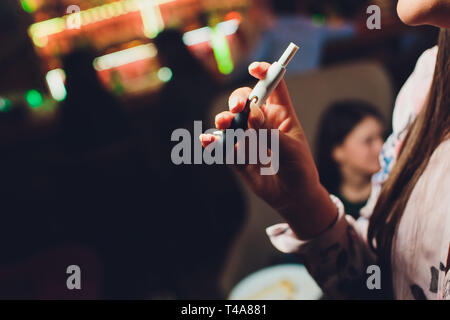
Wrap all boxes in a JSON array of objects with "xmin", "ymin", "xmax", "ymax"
[{"xmin": 248, "ymin": 104, "xmax": 266, "ymax": 129}]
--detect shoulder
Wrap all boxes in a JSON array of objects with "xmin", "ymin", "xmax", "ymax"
[
  {"xmin": 415, "ymin": 46, "xmax": 439, "ymax": 74},
  {"xmin": 392, "ymin": 46, "xmax": 438, "ymax": 134}
]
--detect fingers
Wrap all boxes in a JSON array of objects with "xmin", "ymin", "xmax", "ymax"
[
  {"xmin": 248, "ymin": 103, "xmax": 265, "ymax": 129},
  {"xmin": 199, "ymin": 133, "xmax": 217, "ymax": 148},
  {"xmin": 228, "ymin": 87, "xmax": 252, "ymax": 113},
  {"xmin": 220, "ymin": 93, "xmax": 268, "ymax": 130},
  {"xmin": 248, "ymin": 61, "xmax": 292, "ymax": 108},
  {"xmin": 248, "ymin": 61, "xmax": 270, "ymax": 79},
  {"xmin": 215, "ymin": 111, "xmax": 235, "ymax": 129}
]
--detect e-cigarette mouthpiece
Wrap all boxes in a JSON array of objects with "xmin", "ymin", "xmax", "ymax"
[{"xmin": 278, "ymin": 42, "xmax": 299, "ymax": 67}]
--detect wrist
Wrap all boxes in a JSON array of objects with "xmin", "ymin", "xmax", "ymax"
[{"xmin": 278, "ymin": 183, "xmax": 339, "ymax": 241}]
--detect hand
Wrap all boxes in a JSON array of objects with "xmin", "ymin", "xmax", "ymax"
[{"xmin": 200, "ymin": 62, "xmax": 337, "ymax": 240}]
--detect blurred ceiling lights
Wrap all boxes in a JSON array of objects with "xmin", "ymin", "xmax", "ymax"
[{"xmin": 93, "ymin": 43, "xmax": 158, "ymax": 71}]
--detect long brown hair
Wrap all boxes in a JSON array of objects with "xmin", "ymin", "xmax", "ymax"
[{"xmin": 368, "ymin": 28, "xmax": 450, "ymax": 298}]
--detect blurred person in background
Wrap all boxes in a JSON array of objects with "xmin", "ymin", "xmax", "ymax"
[
  {"xmin": 316, "ymin": 101, "xmax": 385, "ymax": 219},
  {"xmin": 231, "ymin": 0, "xmax": 366, "ymax": 81},
  {"xmin": 150, "ymin": 29, "xmax": 246, "ymax": 299},
  {"xmin": 59, "ymin": 47, "xmax": 131, "ymax": 150},
  {"xmin": 54, "ymin": 46, "xmax": 168, "ymax": 299}
]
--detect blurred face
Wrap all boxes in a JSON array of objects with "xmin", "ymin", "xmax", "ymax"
[
  {"xmin": 397, "ymin": 0, "xmax": 450, "ymax": 27},
  {"xmin": 333, "ymin": 117, "xmax": 384, "ymax": 177}
]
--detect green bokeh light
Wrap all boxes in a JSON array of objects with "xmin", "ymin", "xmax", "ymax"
[
  {"xmin": 25, "ymin": 90, "xmax": 43, "ymax": 108},
  {"xmin": 21, "ymin": 0, "xmax": 37, "ymax": 14},
  {"xmin": 312, "ymin": 14, "xmax": 326, "ymax": 27},
  {"xmin": 0, "ymin": 97, "xmax": 12, "ymax": 112},
  {"xmin": 210, "ymin": 27, "xmax": 234, "ymax": 75}
]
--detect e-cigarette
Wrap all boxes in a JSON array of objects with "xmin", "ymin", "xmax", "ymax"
[{"xmin": 216, "ymin": 42, "xmax": 299, "ymax": 154}]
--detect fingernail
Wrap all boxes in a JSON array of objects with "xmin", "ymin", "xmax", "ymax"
[
  {"xmin": 248, "ymin": 62, "xmax": 259, "ymax": 71},
  {"xmin": 200, "ymin": 134, "xmax": 213, "ymax": 143},
  {"xmin": 229, "ymin": 96, "xmax": 240, "ymax": 111},
  {"xmin": 215, "ymin": 114, "xmax": 223, "ymax": 125}
]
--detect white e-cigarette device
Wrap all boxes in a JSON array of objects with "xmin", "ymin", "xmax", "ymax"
[{"xmin": 217, "ymin": 42, "xmax": 299, "ymax": 152}]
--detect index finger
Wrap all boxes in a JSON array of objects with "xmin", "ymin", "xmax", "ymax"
[
  {"xmin": 228, "ymin": 87, "xmax": 252, "ymax": 113},
  {"xmin": 248, "ymin": 61, "xmax": 292, "ymax": 108}
]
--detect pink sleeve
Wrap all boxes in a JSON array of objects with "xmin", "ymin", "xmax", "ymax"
[{"xmin": 266, "ymin": 195, "xmax": 378, "ymax": 298}]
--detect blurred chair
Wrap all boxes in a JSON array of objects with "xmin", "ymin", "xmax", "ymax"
[{"xmin": 208, "ymin": 61, "xmax": 394, "ymax": 296}]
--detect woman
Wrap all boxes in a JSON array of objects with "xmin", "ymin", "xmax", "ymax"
[
  {"xmin": 316, "ymin": 101, "xmax": 385, "ymax": 219},
  {"xmin": 201, "ymin": 0, "xmax": 449, "ymax": 299}
]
